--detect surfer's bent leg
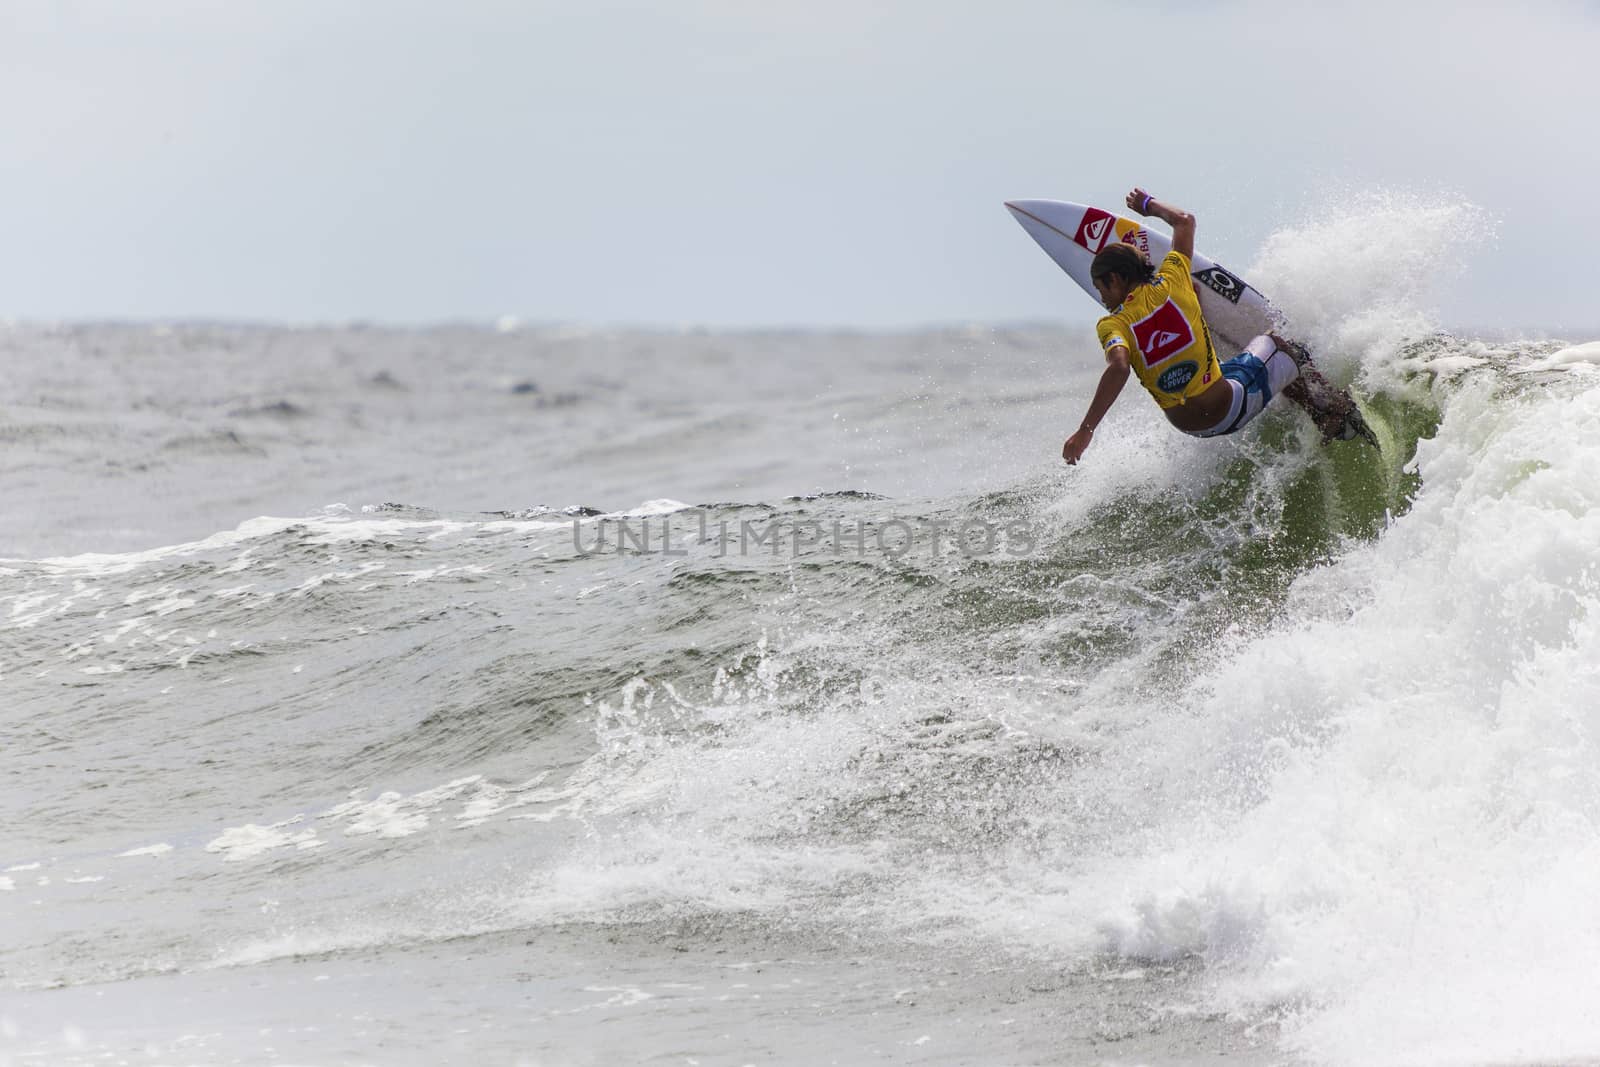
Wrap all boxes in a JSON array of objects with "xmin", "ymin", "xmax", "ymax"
[{"xmin": 1185, "ymin": 335, "xmax": 1301, "ymax": 439}]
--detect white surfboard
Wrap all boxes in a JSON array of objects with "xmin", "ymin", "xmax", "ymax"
[{"xmin": 1004, "ymin": 199, "xmax": 1276, "ymax": 353}]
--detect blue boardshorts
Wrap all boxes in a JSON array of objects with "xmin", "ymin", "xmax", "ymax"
[{"xmin": 1184, "ymin": 335, "xmax": 1302, "ymax": 438}]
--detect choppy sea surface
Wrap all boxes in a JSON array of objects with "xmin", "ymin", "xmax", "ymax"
[{"xmin": 6, "ymin": 202, "xmax": 1600, "ymax": 1066}]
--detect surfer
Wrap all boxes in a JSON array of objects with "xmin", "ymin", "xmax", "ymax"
[{"xmin": 1061, "ymin": 188, "xmax": 1373, "ymax": 465}]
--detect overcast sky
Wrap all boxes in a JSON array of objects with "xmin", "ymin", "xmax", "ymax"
[{"xmin": 2, "ymin": 0, "xmax": 1596, "ymax": 330}]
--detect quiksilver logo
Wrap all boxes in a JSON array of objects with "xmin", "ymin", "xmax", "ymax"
[
  {"xmin": 1085, "ymin": 218, "xmax": 1108, "ymax": 244},
  {"xmin": 1130, "ymin": 299, "xmax": 1195, "ymax": 364}
]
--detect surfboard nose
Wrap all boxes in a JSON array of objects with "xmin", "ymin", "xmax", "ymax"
[
  {"xmin": 1003, "ymin": 201, "xmax": 1059, "ymax": 237},
  {"xmin": 1003, "ymin": 201, "xmax": 1067, "ymax": 249}
]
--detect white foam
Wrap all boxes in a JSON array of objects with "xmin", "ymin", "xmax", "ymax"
[
  {"xmin": 341, "ymin": 793, "xmax": 430, "ymax": 838},
  {"xmin": 323, "ymin": 776, "xmax": 486, "ymax": 839},
  {"xmin": 453, "ymin": 773, "xmax": 555, "ymax": 826},
  {"xmin": 23, "ymin": 516, "xmax": 298, "ymax": 576},
  {"xmin": 298, "ymin": 519, "xmax": 472, "ymax": 544},
  {"xmin": 6, "ymin": 512, "xmax": 549, "ymax": 575},
  {"xmin": 205, "ymin": 819, "xmax": 322, "ymax": 862},
  {"xmin": 1517, "ymin": 339, "xmax": 1600, "ymax": 373},
  {"xmin": 1249, "ymin": 188, "xmax": 1493, "ymax": 396},
  {"xmin": 288, "ymin": 562, "xmax": 387, "ymax": 597},
  {"xmin": 553, "ymin": 986, "xmax": 655, "ymax": 1015},
  {"xmin": 117, "ymin": 843, "xmax": 172, "ymax": 858},
  {"xmin": 395, "ymin": 564, "xmax": 491, "ymax": 584},
  {"xmin": 212, "ymin": 928, "xmax": 389, "ymax": 970},
  {"xmin": 183, "ymin": 775, "xmax": 571, "ymax": 880},
  {"xmin": 616, "ymin": 499, "xmax": 691, "ymax": 518}
]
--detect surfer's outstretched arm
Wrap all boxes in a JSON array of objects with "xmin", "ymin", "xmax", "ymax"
[
  {"xmin": 1126, "ymin": 188, "xmax": 1194, "ymax": 261},
  {"xmin": 1063, "ymin": 345, "xmax": 1131, "ymax": 465}
]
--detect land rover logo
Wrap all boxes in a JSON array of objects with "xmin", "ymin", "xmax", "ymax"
[{"xmin": 1157, "ymin": 360, "xmax": 1200, "ymax": 393}]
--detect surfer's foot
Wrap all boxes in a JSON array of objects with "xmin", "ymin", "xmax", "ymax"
[
  {"xmin": 1282, "ymin": 377, "xmax": 1316, "ymax": 412},
  {"xmin": 1282, "ymin": 368, "xmax": 1342, "ymax": 425},
  {"xmin": 1272, "ymin": 334, "xmax": 1377, "ymax": 447},
  {"xmin": 1302, "ymin": 386, "xmax": 1377, "ymax": 446},
  {"xmin": 1270, "ymin": 332, "xmax": 1315, "ymax": 371}
]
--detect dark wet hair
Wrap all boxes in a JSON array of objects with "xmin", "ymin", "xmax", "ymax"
[{"xmin": 1090, "ymin": 243, "xmax": 1155, "ymax": 286}]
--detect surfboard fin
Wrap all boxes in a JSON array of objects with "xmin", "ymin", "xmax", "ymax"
[
  {"xmin": 1306, "ymin": 385, "xmax": 1377, "ymax": 448},
  {"xmin": 1337, "ymin": 406, "xmax": 1380, "ymax": 448}
]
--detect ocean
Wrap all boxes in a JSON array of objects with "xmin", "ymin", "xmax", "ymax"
[{"xmin": 5, "ymin": 203, "xmax": 1600, "ymax": 1066}]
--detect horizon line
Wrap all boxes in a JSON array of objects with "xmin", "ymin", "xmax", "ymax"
[{"xmin": 3, "ymin": 315, "xmax": 1589, "ymax": 342}]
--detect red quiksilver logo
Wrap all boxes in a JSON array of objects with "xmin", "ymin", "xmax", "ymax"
[
  {"xmin": 1074, "ymin": 208, "xmax": 1115, "ymax": 252},
  {"xmin": 1130, "ymin": 300, "xmax": 1196, "ymax": 369}
]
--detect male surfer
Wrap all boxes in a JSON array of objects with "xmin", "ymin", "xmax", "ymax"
[{"xmin": 1061, "ymin": 187, "xmax": 1373, "ymax": 465}]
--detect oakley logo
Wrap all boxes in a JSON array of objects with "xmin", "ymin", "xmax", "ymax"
[{"xmin": 1194, "ymin": 266, "xmax": 1245, "ymax": 304}]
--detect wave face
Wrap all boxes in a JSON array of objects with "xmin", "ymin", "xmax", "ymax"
[{"xmin": 5, "ymin": 206, "xmax": 1600, "ymax": 1065}]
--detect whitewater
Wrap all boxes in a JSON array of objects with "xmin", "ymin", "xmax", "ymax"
[{"xmin": 4, "ymin": 198, "xmax": 1600, "ymax": 1066}]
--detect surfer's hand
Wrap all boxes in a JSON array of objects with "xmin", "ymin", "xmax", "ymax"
[
  {"xmin": 1062, "ymin": 428, "xmax": 1093, "ymax": 465},
  {"xmin": 1126, "ymin": 188, "xmax": 1152, "ymax": 216}
]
